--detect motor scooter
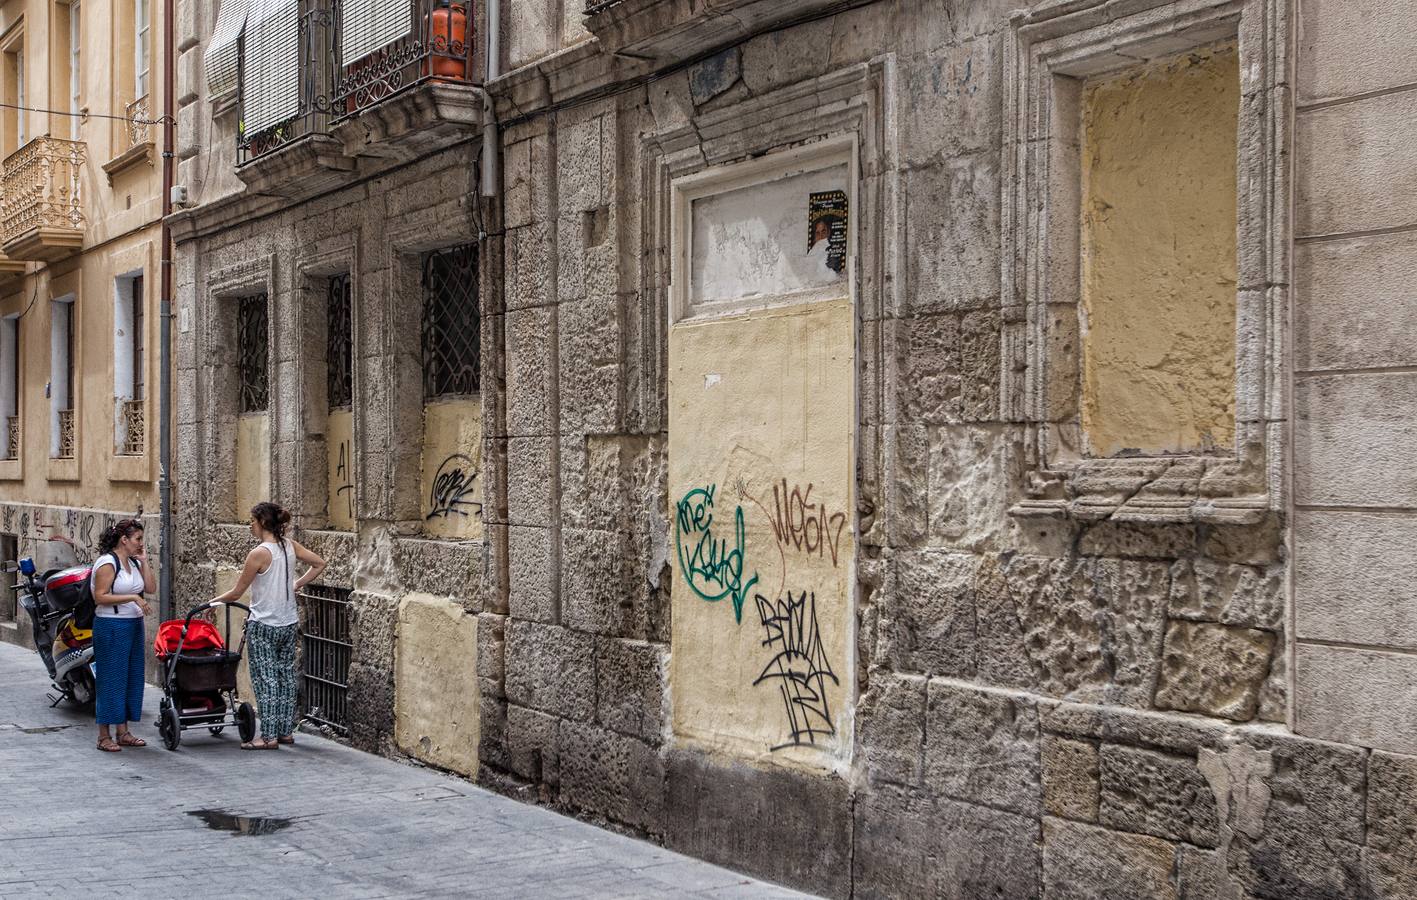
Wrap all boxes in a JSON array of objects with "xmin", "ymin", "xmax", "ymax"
[{"xmin": 6, "ymin": 556, "xmax": 96, "ymax": 708}]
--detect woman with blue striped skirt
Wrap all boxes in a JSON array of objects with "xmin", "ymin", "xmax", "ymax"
[{"xmin": 90, "ymin": 519, "xmax": 154, "ymax": 752}]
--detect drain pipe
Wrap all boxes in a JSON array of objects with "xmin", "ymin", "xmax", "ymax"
[
  {"xmin": 481, "ymin": 0, "xmax": 499, "ymax": 198},
  {"xmin": 158, "ymin": 0, "xmax": 176, "ymax": 621}
]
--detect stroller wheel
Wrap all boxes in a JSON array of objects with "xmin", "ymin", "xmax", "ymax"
[
  {"xmin": 161, "ymin": 704, "xmax": 181, "ymax": 751},
  {"xmin": 209, "ymin": 726, "xmax": 225, "ymax": 737},
  {"xmin": 236, "ymin": 702, "xmax": 256, "ymax": 744}
]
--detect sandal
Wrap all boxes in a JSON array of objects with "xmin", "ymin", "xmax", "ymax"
[
  {"xmin": 96, "ymin": 737, "xmax": 121, "ymax": 752},
  {"xmin": 116, "ymin": 733, "xmax": 146, "ymax": 747},
  {"xmin": 241, "ymin": 738, "xmax": 278, "ymax": 750},
  {"xmin": 276, "ymin": 735, "xmax": 295, "ymax": 745}
]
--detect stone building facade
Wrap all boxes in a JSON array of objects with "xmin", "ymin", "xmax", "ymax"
[
  {"xmin": 173, "ymin": 0, "xmax": 1417, "ymax": 897},
  {"xmin": 0, "ymin": 0, "xmax": 169, "ymax": 652}
]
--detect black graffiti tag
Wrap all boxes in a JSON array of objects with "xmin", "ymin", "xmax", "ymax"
[
  {"xmin": 754, "ymin": 590, "xmax": 839, "ymax": 751},
  {"xmin": 427, "ymin": 454, "xmax": 480, "ymax": 520}
]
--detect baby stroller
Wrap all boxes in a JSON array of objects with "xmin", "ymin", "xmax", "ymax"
[{"xmin": 153, "ymin": 601, "xmax": 256, "ymax": 750}]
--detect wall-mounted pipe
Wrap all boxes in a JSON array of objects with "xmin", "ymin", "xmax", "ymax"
[
  {"xmin": 158, "ymin": 0, "xmax": 175, "ymax": 621},
  {"xmin": 481, "ymin": 0, "xmax": 500, "ymax": 198}
]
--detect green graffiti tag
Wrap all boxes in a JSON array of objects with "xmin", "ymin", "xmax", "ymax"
[{"xmin": 674, "ymin": 484, "xmax": 758, "ymax": 623}]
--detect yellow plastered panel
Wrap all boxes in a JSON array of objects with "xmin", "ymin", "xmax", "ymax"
[
  {"xmin": 235, "ymin": 413, "xmax": 270, "ymax": 520},
  {"xmin": 420, "ymin": 397, "xmax": 483, "ymax": 540},
  {"xmin": 327, "ymin": 409, "xmax": 355, "ymax": 531},
  {"xmin": 395, "ymin": 592, "xmax": 479, "ymax": 777},
  {"xmin": 668, "ymin": 297, "xmax": 855, "ymax": 772},
  {"xmin": 1081, "ymin": 43, "xmax": 1239, "ymax": 457}
]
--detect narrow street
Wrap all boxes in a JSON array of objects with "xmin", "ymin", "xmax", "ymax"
[{"xmin": 0, "ymin": 640, "xmax": 809, "ymax": 900}]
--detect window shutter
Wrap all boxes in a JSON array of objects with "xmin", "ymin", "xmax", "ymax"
[
  {"xmin": 205, "ymin": 0, "xmax": 251, "ymax": 98},
  {"xmin": 340, "ymin": 0, "xmax": 413, "ymax": 65},
  {"xmin": 242, "ymin": 0, "xmax": 301, "ymax": 135}
]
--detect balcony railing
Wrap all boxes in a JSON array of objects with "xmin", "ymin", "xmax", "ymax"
[
  {"xmin": 2, "ymin": 137, "xmax": 86, "ymax": 262},
  {"xmin": 120, "ymin": 399, "xmax": 145, "ymax": 456},
  {"xmin": 237, "ymin": 6, "xmax": 337, "ymax": 165},
  {"xmin": 56, "ymin": 409, "xmax": 75, "ymax": 459},
  {"xmin": 5, "ymin": 415, "xmax": 17, "ymax": 460},
  {"xmin": 332, "ymin": 0, "xmax": 474, "ymax": 117}
]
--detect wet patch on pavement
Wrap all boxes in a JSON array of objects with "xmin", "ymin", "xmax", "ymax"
[{"xmin": 186, "ymin": 809, "xmax": 293, "ymax": 837}]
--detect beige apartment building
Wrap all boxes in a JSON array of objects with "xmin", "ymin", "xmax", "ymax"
[{"xmin": 0, "ymin": 0, "xmax": 168, "ymax": 644}]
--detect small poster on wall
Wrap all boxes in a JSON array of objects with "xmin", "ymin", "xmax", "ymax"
[{"xmin": 807, "ymin": 190, "xmax": 848, "ymax": 280}]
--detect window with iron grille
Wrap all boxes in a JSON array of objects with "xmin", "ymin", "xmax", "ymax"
[
  {"xmin": 297, "ymin": 583, "xmax": 351, "ymax": 734},
  {"xmin": 327, "ymin": 273, "xmax": 353, "ymax": 410},
  {"xmin": 421, "ymin": 244, "xmax": 479, "ymax": 399},
  {"xmin": 238, "ymin": 293, "xmax": 269, "ymax": 413}
]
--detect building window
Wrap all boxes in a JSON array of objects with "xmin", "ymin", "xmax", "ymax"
[
  {"xmin": 297, "ymin": 583, "xmax": 351, "ymax": 734},
  {"xmin": 1, "ymin": 316, "xmax": 18, "ymax": 461},
  {"xmin": 50, "ymin": 298, "xmax": 75, "ymax": 459},
  {"xmin": 327, "ymin": 273, "xmax": 352, "ymax": 410},
  {"xmin": 69, "ymin": 0, "xmax": 81, "ymax": 120},
  {"xmin": 237, "ymin": 293, "xmax": 269, "ymax": 413},
  {"xmin": 133, "ymin": 0, "xmax": 149, "ymax": 98},
  {"xmin": 3, "ymin": 28, "xmax": 25, "ymax": 156},
  {"xmin": 420, "ymin": 244, "xmax": 479, "ymax": 399},
  {"xmin": 114, "ymin": 273, "xmax": 145, "ymax": 455}
]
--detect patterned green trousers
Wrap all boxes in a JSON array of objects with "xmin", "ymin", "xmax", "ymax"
[{"xmin": 248, "ymin": 621, "xmax": 299, "ymax": 740}]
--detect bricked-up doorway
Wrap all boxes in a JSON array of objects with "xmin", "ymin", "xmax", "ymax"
[{"xmin": 0, "ymin": 532, "xmax": 16, "ymax": 622}]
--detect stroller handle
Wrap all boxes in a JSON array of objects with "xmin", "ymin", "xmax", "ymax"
[
  {"xmin": 167, "ymin": 601, "xmax": 253, "ymax": 671},
  {"xmin": 184, "ymin": 600, "xmax": 250, "ymax": 623}
]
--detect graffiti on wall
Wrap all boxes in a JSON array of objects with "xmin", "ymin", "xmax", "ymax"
[
  {"xmin": 426, "ymin": 453, "xmax": 481, "ymax": 521},
  {"xmin": 674, "ymin": 484, "xmax": 758, "ymax": 623},
  {"xmin": 335, "ymin": 439, "xmax": 354, "ymax": 521},
  {"xmin": 769, "ymin": 480, "xmax": 848, "ymax": 568},
  {"xmin": 754, "ymin": 590, "xmax": 839, "ymax": 750}
]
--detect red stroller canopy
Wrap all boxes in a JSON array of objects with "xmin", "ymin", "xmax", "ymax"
[{"xmin": 154, "ymin": 619, "xmax": 226, "ymax": 657}]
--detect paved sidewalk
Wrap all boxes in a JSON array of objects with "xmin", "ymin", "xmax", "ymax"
[{"xmin": 0, "ymin": 639, "xmax": 811, "ymax": 899}]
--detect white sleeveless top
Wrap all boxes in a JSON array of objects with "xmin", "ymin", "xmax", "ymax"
[
  {"xmin": 249, "ymin": 540, "xmax": 298, "ymax": 627},
  {"xmin": 91, "ymin": 555, "xmax": 145, "ymax": 619}
]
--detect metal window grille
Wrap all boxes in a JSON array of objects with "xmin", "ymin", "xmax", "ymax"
[
  {"xmin": 0, "ymin": 533, "xmax": 16, "ymax": 622},
  {"xmin": 238, "ymin": 293, "xmax": 270, "ymax": 413},
  {"xmin": 327, "ymin": 272, "xmax": 353, "ymax": 409},
  {"xmin": 421, "ymin": 243, "xmax": 479, "ymax": 399},
  {"xmin": 297, "ymin": 583, "xmax": 351, "ymax": 733}
]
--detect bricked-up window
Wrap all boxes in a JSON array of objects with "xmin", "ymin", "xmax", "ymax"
[
  {"xmin": 237, "ymin": 293, "xmax": 269, "ymax": 413},
  {"xmin": 421, "ymin": 244, "xmax": 480, "ymax": 399},
  {"xmin": 1, "ymin": 316, "xmax": 18, "ymax": 460},
  {"xmin": 327, "ymin": 273, "xmax": 353, "ymax": 410}
]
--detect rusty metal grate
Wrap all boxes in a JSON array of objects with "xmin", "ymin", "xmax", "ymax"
[
  {"xmin": 327, "ymin": 273, "xmax": 353, "ymax": 409},
  {"xmin": 238, "ymin": 293, "xmax": 270, "ymax": 413},
  {"xmin": 298, "ymin": 583, "xmax": 352, "ymax": 734},
  {"xmin": 56, "ymin": 409, "xmax": 75, "ymax": 459},
  {"xmin": 421, "ymin": 243, "xmax": 479, "ymax": 399},
  {"xmin": 120, "ymin": 399, "xmax": 145, "ymax": 456}
]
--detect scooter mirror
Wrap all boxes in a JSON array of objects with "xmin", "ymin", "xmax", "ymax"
[{"xmin": 18, "ymin": 558, "xmax": 35, "ymax": 576}]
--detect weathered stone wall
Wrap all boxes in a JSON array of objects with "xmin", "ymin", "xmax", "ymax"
[{"xmin": 475, "ymin": 0, "xmax": 1417, "ymax": 897}]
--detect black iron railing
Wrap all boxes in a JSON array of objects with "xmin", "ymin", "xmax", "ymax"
[
  {"xmin": 332, "ymin": 0, "xmax": 475, "ymax": 119},
  {"xmin": 298, "ymin": 583, "xmax": 352, "ymax": 734},
  {"xmin": 237, "ymin": 5, "xmax": 338, "ymax": 166}
]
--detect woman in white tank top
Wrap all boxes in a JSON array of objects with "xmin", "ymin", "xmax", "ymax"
[{"xmin": 210, "ymin": 501, "xmax": 326, "ymax": 749}]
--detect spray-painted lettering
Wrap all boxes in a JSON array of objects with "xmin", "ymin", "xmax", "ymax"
[
  {"xmin": 770, "ymin": 479, "xmax": 848, "ymax": 567},
  {"xmin": 754, "ymin": 590, "xmax": 838, "ymax": 750},
  {"xmin": 426, "ymin": 454, "xmax": 480, "ymax": 520},
  {"xmin": 675, "ymin": 484, "xmax": 758, "ymax": 623}
]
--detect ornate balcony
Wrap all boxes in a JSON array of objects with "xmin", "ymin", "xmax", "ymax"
[
  {"xmin": 120, "ymin": 399, "xmax": 145, "ymax": 456},
  {"xmin": 102, "ymin": 95, "xmax": 156, "ymax": 184},
  {"xmin": 5, "ymin": 415, "xmax": 17, "ymax": 460},
  {"xmin": 56, "ymin": 409, "xmax": 75, "ymax": 459},
  {"xmin": 2, "ymin": 137, "xmax": 86, "ymax": 263}
]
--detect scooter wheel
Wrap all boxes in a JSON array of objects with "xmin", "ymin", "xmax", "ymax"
[
  {"xmin": 236, "ymin": 702, "xmax": 256, "ymax": 744},
  {"xmin": 161, "ymin": 704, "xmax": 181, "ymax": 751},
  {"xmin": 69, "ymin": 667, "xmax": 96, "ymax": 710}
]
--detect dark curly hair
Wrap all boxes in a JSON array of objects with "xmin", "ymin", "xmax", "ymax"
[
  {"xmin": 97, "ymin": 518, "xmax": 144, "ymax": 556},
  {"xmin": 250, "ymin": 502, "xmax": 292, "ymax": 543}
]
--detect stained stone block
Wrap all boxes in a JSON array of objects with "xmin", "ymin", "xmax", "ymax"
[
  {"xmin": 927, "ymin": 425, "xmax": 1014, "ymax": 553},
  {"xmin": 1169, "ymin": 559, "xmax": 1284, "ymax": 631},
  {"xmin": 1098, "ymin": 744, "xmax": 1220, "ymax": 847},
  {"xmin": 1042, "ymin": 818, "xmax": 1177, "ymax": 900},
  {"xmin": 505, "ymin": 307, "xmax": 553, "ymax": 437},
  {"xmin": 1369, "ymin": 752, "xmax": 1417, "ymax": 898},
  {"xmin": 1297, "ymin": 0, "xmax": 1417, "ymax": 103},
  {"xmin": 879, "ymin": 551, "xmax": 978, "ymax": 678},
  {"xmin": 904, "ymin": 159, "xmax": 1001, "ymax": 314},
  {"xmin": 1154, "ymin": 621, "xmax": 1276, "ymax": 721},
  {"xmin": 886, "ymin": 423, "xmax": 929, "ymax": 548},
  {"xmin": 1042, "ymin": 734, "xmax": 1099, "ymax": 822},
  {"xmin": 853, "ymin": 785, "xmax": 1041, "ymax": 900},
  {"xmin": 924, "ymin": 681, "xmax": 1041, "ymax": 816},
  {"xmin": 506, "ymin": 437, "xmax": 553, "ymax": 528},
  {"xmin": 594, "ymin": 637, "xmax": 665, "ymax": 743},
  {"xmin": 1295, "ymin": 372, "xmax": 1417, "ymax": 508},
  {"xmin": 507, "ymin": 525, "xmax": 554, "ymax": 623},
  {"xmin": 504, "ymin": 621, "xmax": 595, "ymax": 722},
  {"xmin": 1295, "ymin": 231, "xmax": 1417, "ymax": 372},
  {"xmin": 558, "ymin": 722, "xmax": 664, "ymax": 835},
  {"xmin": 856, "ymin": 674, "xmax": 927, "ymax": 786},
  {"xmin": 960, "ymin": 308, "xmax": 1000, "ymax": 421},
  {"xmin": 506, "ymin": 703, "xmax": 560, "ymax": 785},
  {"xmin": 897, "ymin": 35, "xmax": 1004, "ymax": 167},
  {"xmin": 898, "ymin": 314, "xmax": 962, "ymax": 425},
  {"xmin": 1295, "ymin": 510, "xmax": 1417, "ymax": 651},
  {"xmin": 1296, "ymin": 643, "xmax": 1417, "ymax": 755}
]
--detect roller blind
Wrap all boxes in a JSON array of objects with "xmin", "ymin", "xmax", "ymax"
[
  {"xmin": 340, "ymin": 0, "xmax": 413, "ymax": 65},
  {"xmin": 205, "ymin": 0, "xmax": 250, "ymax": 98},
  {"xmin": 242, "ymin": 0, "xmax": 301, "ymax": 134}
]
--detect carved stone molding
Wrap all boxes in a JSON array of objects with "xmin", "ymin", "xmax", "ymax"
[{"xmin": 1001, "ymin": 0, "xmax": 1291, "ymax": 525}]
